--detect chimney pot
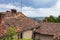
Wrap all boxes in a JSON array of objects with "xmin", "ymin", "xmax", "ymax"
[
  {"xmin": 11, "ymin": 9, "xmax": 17, "ymax": 13},
  {"xmin": 11, "ymin": 9, "xmax": 17, "ymax": 16}
]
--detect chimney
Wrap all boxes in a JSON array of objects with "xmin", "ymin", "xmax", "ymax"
[
  {"xmin": 11, "ymin": 9, "xmax": 17, "ymax": 16},
  {"xmin": 6, "ymin": 10, "xmax": 10, "ymax": 13},
  {"xmin": 0, "ymin": 13, "xmax": 5, "ymax": 24}
]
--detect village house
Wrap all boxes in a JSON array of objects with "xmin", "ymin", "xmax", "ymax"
[
  {"xmin": 1, "ymin": 9, "xmax": 60, "ymax": 40},
  {"xmin": 0, "ymin": 9, "xmax": 39, "ymax": 40},
  {"xmin": 34, "ymin": 22, "xmax": 60, "ymax": 40}
]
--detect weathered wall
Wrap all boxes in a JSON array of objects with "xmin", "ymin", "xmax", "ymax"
[
  {"xmin": 23, "ymin": 30, "xmax": 33, "ymax": 39},
  {"xmin": 40, "ymin": 34, "xmax": 53, "ymax": 40},
  {"xmin": 35, "ymin": 33, "xmax": 53, "ymax": 40},
  {"xmin": 13, "ymin": 34, "xmax": 18, "ymax": 40}
]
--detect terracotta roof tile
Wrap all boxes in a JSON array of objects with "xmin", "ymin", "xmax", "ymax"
[{"xmin": 36, "ymin": 22, "xmax": 60, "ymax": 35}]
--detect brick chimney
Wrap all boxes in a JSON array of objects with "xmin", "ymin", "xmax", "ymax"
[
  {"xmin": 0, "ymin": 13, "xmax": 5, "ymax": 24},
  {"xmin": 11, "ymin": 9, "xmax": 17, "ymax": 16}
]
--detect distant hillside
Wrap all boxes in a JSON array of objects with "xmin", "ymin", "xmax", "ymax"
[
  {"xmin": 30, "ymin": 17, "xmax": 45, "ymax": 20},
  {"xmin": 29, "ymin": 17, "xmax": 45, "ymax": 22}
]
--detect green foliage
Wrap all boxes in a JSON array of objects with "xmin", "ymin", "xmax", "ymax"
[
  {"xmin": 44, "ymin": 15, "xmax": 60, "ymax": 23},
  {"xmin": 56, "ymin": 15, "xmax": 60, "ymax": 23},
  {"xmin": 3, "ymin": 26, "xmax": 17, "ymax": 40},
  {"xmin": 44, "ymin": 16, "xmax": 55, "ymax": 22},
  {"xmin": 20, "ymin": 38, "xmax": 32, "ymax": 40},
  {"xmin": 5, "ymin": 26, "xmax": 16, "ymax": 35},
  {"xmin": 49, "ymin": 15, "xmax": 55, "ymax": 22}
]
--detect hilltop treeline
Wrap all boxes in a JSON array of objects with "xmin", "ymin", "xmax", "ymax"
[{"xmin": 44, "ymin": 15, "xmax": 60, "ymax": 23}]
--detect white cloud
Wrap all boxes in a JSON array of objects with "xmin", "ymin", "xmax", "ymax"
[
  {"xmin": 0, "ymin": 4, "xmax": 16, "ymax": 9},
  {"xmin": 0, "ymin": 3, "xmax": 21, "ymax": 12},
  {"xmin": 54, "ymin": 0, "xmax": 60, "ymax": 9},
  {"xmin": 22, "ymin": 0, "xmax": 60, "ymax": 17},
  {"xmin": 22, "ymin": 6, "xmax": 39, "ymax": 17}
]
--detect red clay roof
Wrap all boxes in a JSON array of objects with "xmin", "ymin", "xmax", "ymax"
[{"xmin": 36, "ymin": 22, "xmax": 60, "ymax": 35}]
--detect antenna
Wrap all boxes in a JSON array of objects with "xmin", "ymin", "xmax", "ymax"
[{"xmin": 21, "ymin": 0, "xmax": 22, "ymax": 12}]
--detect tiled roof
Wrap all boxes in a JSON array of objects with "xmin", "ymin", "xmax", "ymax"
[
  {"xmin": 0, "ymin": 12, "xmax": 38, "ymax": 37},
  {"xmin": 36, "ymin": 22, "xmax": 60, "ymax": 35},
  {"xmin": 5, "ymin": 12, "xmax": 38, "ymax": 30}
]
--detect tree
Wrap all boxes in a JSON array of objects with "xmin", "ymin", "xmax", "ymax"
[
  {"xmin": 56, "ymin": 15, "xmax": 60, "ymax": 23},
  {"xmin": 44, "ymin": 15, "xmax": 60, "ymax": 23},
  {"xmin": 44, "ymin": 15, "xmax": 56, "ymax": 22},
  {"xmin": 49, "ymin": 15, "xmax": 55, "ymax": 22}
]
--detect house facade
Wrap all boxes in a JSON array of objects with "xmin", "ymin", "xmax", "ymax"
[
  {"xmin": 33, "ymin": 33, "xmax": 53, "ymax": 40},
  {"xmin": 35, "ymin": 22, "xmax": 60, "ymax": 40}
]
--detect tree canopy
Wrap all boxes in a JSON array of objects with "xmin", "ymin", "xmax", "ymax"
[{"xmin": 44, "ymin": 15, "xmax": 60, "ymax": 23}]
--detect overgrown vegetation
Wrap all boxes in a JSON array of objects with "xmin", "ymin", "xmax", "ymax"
[
  {"xmin": 5, "ymin": 26, "xmax": 17, "ymax": 35},
  {"xmin": 0, "ymin": 26, "xmax": 32, "ymax": 40},
  {"xmin": 2, "ymin": 26, "xmax": 17, "ymax": 40}
]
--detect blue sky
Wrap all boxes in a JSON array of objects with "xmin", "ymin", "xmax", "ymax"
[
  {"xmin": 21, "ymin": 0, "xmax": 57, "ymax": 8},
  {"xmin": 0, "ymin": 0, "xmax": 60, "ymax": 17}
]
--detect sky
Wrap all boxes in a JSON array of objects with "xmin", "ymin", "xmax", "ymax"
[{"xmin": 0, "ymin": 0, "xmax": 60, "ymax": 17}]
